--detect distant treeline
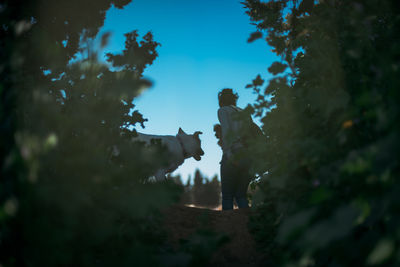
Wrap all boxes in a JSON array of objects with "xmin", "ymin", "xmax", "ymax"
[{"xmin": 169, "ymin": 169, "xmax": 221, "ymax": 208}]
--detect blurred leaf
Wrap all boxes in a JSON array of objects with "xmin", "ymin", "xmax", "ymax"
[
  {"xmin": 353, "ymin": 198, "xmax": 371, "ymax": 225},
  {"xmin": 247, "ymin": 31, "xmax": 263, "ymax": 43},
  {"xmin": 277, "ymin": 208, "xmax": 316, "ymax": 244},
  {"xmin": 298, "ymin": 0, "xmax": 314, "ymax": 14},
  {"xmin": 366, "ymin": 239, "xmax": 395, "ymax": 265},
  {"xmin": 308, "ymin": 187, "xmax": 333, "ymax": 205},
  {"xmin": 298, "ymin": 205, "xmax": 359, "ymax": 248},
  {"xmin": 100, "ymin": 31, "xmax": 112, "ymax": 48},
  {"xmin": 267, "ymin": 62, "xmax": 287, "ymax": 75},
  {"xmin": 253, "ymin": 74, "xmax": 264, "ymax": 86}
]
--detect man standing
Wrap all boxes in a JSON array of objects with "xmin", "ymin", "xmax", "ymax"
[{"xmin": 215, "ymin": 88, "xmax": 252, "ymax": 210}]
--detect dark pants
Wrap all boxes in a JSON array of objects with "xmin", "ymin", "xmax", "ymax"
[{"xmin": 220, "ymin": 153, "xmax": 251, "ymax": 210}]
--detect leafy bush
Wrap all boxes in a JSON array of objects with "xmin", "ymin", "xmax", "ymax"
[
  {"xmin": 0, "ymin": 1, "xmax": 183, "ymax": 266},
  {"xmin": 244, "ymin": 0, "xmax": 400, "ymax": 266}
]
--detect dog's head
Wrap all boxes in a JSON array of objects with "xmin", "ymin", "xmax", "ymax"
[{"xmin": 177, "ymin": 128, "xmax": 204, "ymax": 161}]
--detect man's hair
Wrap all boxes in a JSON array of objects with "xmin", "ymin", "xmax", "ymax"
[{"xmin": 218, "ymin": 88, "xmax": 238, "ymax": 107}]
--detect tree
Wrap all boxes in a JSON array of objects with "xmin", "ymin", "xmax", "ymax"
[
  {"xmin": 1, "ymin": 1, "xmax": 181, "ymax": 266},
  {"xmin": 244, "ymin": 0, "xmax": 400, "ymax": 266},
  {"xmin": 181, "ymin": 176, "xmax": 193, "ymax": 204},
  {"xmin": 193, "ymin": 169, "xmax": 204, "ymax": 206},
  {"xmin": 190, "ymin": 170, "xmax": 220, "ymax": 208},
  {"xmin": 203, "ymin": 175, "xmax": 221, "ymax": 208}
]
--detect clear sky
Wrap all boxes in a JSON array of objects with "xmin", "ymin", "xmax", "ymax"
[{"xmin": 99, "ymin": 0, "xmax": 277, "ymax": 183}]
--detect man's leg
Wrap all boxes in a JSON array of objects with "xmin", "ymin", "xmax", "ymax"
[
  {"xmin": 221, "ymin": 155, "xmax": 234, "ymax": 210},
  {"xmin": 234, "ymin": 159, "xmax": 251, "ymax": 209}
]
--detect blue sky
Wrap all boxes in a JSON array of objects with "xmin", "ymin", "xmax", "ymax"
[{"xmin": 99, "ymin": 0, "xmax": 277, "ymax": 182}]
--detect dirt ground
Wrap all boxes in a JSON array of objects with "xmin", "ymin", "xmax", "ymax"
[{"xmin": 162, "ymin": 205, "xmax": 263, "ymax": 266}]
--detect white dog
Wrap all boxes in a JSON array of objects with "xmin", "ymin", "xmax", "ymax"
[{"xmin": 133, "ymin": 128, "xmax": 204, "ymax": 181}]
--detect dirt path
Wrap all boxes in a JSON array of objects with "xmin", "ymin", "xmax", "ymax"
[{"xmin": 162, "ymin": 205, "xmax": 262, "ymax": 266}]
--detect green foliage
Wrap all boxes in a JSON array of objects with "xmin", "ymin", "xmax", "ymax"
[
  {"xmin": 0, "ymin": 1, "xmax": 182, "ymax": 266},
  {"xmin": 268, "ymin": 62, "xmax": 288, "ymax": 75},
  {"xmin": 177, "ymin": 228, "xmax": 229, "ymax": 267},
  {"xmin": 244, "ymin": 0, "xmax": 400, "ymax": 266}
]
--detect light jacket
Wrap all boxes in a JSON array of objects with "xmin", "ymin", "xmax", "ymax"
[{"xmin": 217, "ymin": 105, "xmax": 244, "ymax": 157}]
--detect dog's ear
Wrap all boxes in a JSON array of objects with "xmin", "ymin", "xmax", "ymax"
[
  {"xmin": 178, "ymin": 127, "xmax": 186, "ymax": 135},
  {"xmin": 194, "ymin": 131, "xmax": 203, "ymax": 138}
]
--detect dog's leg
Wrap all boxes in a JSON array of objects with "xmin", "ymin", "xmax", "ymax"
[{"xmin": 155, "ymin": 169, "xmax": 167, "ymax": 182}]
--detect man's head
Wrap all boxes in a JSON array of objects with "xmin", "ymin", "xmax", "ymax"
[{"xmin": 218, "ymin": 88, "xmax": 238, "ymax": 107}]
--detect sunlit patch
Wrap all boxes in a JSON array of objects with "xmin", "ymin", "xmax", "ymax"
[
  {"xmin": 184, "ymin": 204, "xmax": 222, "ymax": 211},
  {"xmin": 342, "ymin": 120, "xmax": 353, "ymax": 129}
]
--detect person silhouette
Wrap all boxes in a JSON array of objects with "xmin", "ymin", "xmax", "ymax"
[{"xmin": 215, "ymin": 88, "xmax": 251, "ymax": 210}]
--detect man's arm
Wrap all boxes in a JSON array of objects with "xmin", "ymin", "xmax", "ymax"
[{"xmin": 218, "ymin": 107, "xmax": 231, "ymax": 153}]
